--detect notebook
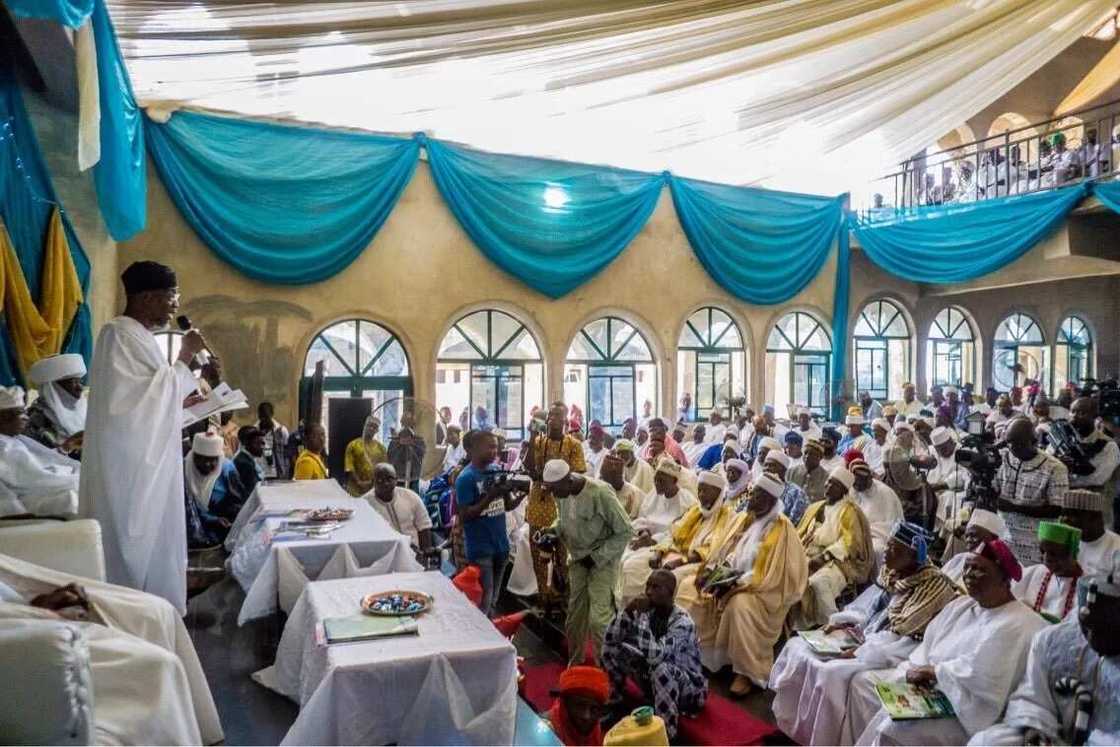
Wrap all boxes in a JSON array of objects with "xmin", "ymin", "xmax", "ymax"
[
  {"xmin": 321, "ymin": 614, "xmax": 419, "ymax": 644},
  {"xmin": 799, "ymin": 627, "xmax": 863, "ymax": 658},
  {"xmin": 875, "ymin": 682, "xmax": 955, "ymax": 720}
]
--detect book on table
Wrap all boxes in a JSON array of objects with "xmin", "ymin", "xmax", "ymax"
[
  {"xmin": 321, "ymin": 614, "xmax": 419, "ymax": 644},
  {"xmin": 798, "ymin": 627, "xmax": 863, "ymax": 657},
  {"xmin": 874, "ymin": 681, "xmax": 955, "ymax": 720}
]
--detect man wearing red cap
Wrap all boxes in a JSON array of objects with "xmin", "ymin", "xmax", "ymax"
[{"xmin": 546, "ymin": 665, "xmax": 610, "ymax": 746}]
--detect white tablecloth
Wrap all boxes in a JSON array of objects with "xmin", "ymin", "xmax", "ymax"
[
  {"xmin": 254, "ymin": 572, "xmax": 518, "ymax": 745},
  {"xmin": 228, "ymin": 481, "xmax": 422, "ymax": 625}
]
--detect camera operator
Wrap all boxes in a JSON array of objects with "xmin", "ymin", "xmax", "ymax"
[
  {"xmin": 522, "ymin": 404, "xmax": 587, "ymax": 613},
  {"xmin": 456, "ymin": 430, "xmax": 528, "ymax": 616},
  {"xmin": 1048, "ymin": 397, "xmax": 1119, "ymax": 529},
  {"xmin": 994, "ymin": 418, "xmax": 1068, "ymax": 565}
]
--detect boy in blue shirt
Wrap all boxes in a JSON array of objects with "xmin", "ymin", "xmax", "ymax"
[{"xmin": 456, "ymin": 430, "xmax": 527, "ymax": 615}]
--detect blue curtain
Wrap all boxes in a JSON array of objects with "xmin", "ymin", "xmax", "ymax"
[
  {"xmin": 1090, "ymin": 179, "xmax": 1120, "ymax": 214},
  {"xmin": 89, "ymin": 0, "xmax": 146, "ymax": 240},
  {"xmin": 425, "ymin": 138, "xmax": 664, "ymax": 298},
  {"xmin": 4, "ymin": 0, "xmax": 93, "ymax": 28},
  {"xmin": 668, "ymin": 176, "xmax": 845, "ymax": 305},
  {"xmin": 829, "ymin": 225, "xmax": 850, "ymax": 422},
  {"xmin": 145, "ymin": 111, "xmax": 420, "ymax": 284},
  {"xmin": 850, "ymin": 184, "xmax": 1089, "ymax": 283},
  {"xmin": 0, "ymin": 76, "xmax": 93, "ymax": 385}
]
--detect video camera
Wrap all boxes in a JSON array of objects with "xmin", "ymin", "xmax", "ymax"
[
  {"xmin": 1043, "ymin": 419, "xmax": 1104, "ymax": 477},
  {"xmin": 1080, "ymin": 378, "xmax": 1120, "ymax": 424},
  {"xmin": 955, "ymin": 431, "xmax": 1002, "ymax": 510},
  {"xmin": 482, "ymin": 469, "xmax": 533, "ymax": 495}
]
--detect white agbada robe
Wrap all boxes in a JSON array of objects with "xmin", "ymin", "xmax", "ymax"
[
  {"xmin": 1013, "ymin": 564, "xmax": 1080, "ymax": 622},
  {"xmin": 771, "ymin": 585, "xmax": 921, "ymax": 746},
  {"xmin": 927, "ymin": 452, "xmax": 971, "ymax": 553},
  {"xmin": 624, "ymin": 456, "xmax": 655, "ymax": 496},
  {"xmin": 705, "ymin": 423, "xmax": 727, "ymax": 444},
  {"xmin": 79, "ymin": 316, "xmax": 199, "ymax": 614},
  {"xmin": 847, "ymin": 595, "xmax": 1047, "ymax": 745},
  {"xmin": 853, "ymin": 479, "xmax": 904, "ymax": 558},
  {"xmin": 1079, "ymin": 530, "xmax": 1120, "ymax": 576},
  {"xmin": 0, "ymin": 552, "xmax": 222, "ymax": 744},
  {"xmin": 0, "ymin": 433, "xmax": 80, "ymax": 516},
  {"xmin": 681, "ymin": 440, "xmax": 708, "ymax": 467},
  {"xmin": 583, "ymin": 443, "xmax": 608, "ymax": 477},
  {"xmin": 617, "ymin": 487, "xmax": 696, "ymax": 601}
]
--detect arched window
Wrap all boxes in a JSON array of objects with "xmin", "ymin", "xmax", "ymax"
[
  {"xmin": 676, "ymin": 307, "xmax": 746, "ymax": 422},
  {"xmin": 565, "ymin": 316, "xmax": 656, "ymax": 431},
  {"xmin": 992, "ymin": 312, "xmax": 1049, "ymax": 391},
  {"xmin": 925, "ymin": 306, "xmax": 976, "ymax": 389},
  {"xmin": 1055, "ymin": 316, "xmax": 1093, "ymax": 388},
  {"xmin": 437, "ymin": 309, "xmax": 543, "ymax": 441},
  {"xmin": 765, "ymin": 311, "xmax": 831, "ymax": 417},
  {"xmin": 852, "ymin": 299, "xmax": 910, "ymax": 402},
  {"xmin": 303, "ymin": 319, "xmax": 412, "ymax": 471}
]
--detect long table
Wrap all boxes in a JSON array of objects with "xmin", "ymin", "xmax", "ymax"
[
  {"xmin": 254, "ymin": 571, "xmax": 519, "ymax": 745},
  {"xmin": 227, "ymin": 480, "xmax": 422, "ymax": 625}
]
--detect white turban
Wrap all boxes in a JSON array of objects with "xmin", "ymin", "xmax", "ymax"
[
  {"xmin": 753, "ymin": 473, "xmax": 784, "ymax": 500},
  {"xmin": 722, "ymin": 439, "xmax": 740, "ymax": 452},
  {"xmin": 845, "ymin": 414, "xmax": 865, "ymax": 425},
  {"xmin": 0, "ymin": 386, "xmax": 25, "ymax": 410},
  {"xmin": 542, "ymin": 459, "xmax": 571, "ymax": 483},
  {"xmin": 191, "ymin": 432, "xmax": 224, "ymax": 457},
  {"xmin": 967, "ymin": 508, "xmax": 1010, "ymax": 541},
  {"xmin": 894, "ymin": 421, "xmax": 915, "ymax": 434},
  {"xmin": 943, "ymin": 386, "xmax": 959, "ymax": 395},
  {"xmin": 698, "ymin": 471, "xmax": 727, "ymax": 489},
  {"xmin": 930, "ymin": 426, "xmax": 954, "ymax": 447},
  {"xmin": 764, "ymin": 449, "xmax": 790, "ymax": 469},
  {"xmin": 28, "ymin": 354, "xmax": 86, "ymax": 385},
  {"xmin": 725, "ymin": 425, "xmax": 739, "ymax": 437},
  {"xmin": 655, "ymin": 458, "xmax": 682, "ymax": 479},
  {"xmin": 828, "ymin": 465, "xmax": 855, "ymax": 490},
  {"xmin": 759, "ymin": 437, "xmax": 782, "ymax": 452},
  {"xmin": 871, "ymin": 418, "xmax": 891, "ymax": 433}
]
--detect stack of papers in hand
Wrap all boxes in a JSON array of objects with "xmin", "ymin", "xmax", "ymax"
[
  {"xmin": 875, "ymin": 682, "xmax": 955, "ymax": 720},
  {"xmin": 183, "ymin": 382, "xmax": 249, "ymax": 426},
  {"xmin": 319, "ymin": 614, "xmax": 419, "ymax": 644},
  {"xmin": 799, "ymin": 627, "xmax": 864, "ymax": 658}
]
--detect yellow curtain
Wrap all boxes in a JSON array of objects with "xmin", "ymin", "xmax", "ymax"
[
  {"xmin": 1056, "ymin": 39, "xmax": 1120, "ymax": 115},
  {"xmin": 0, "ymin": 209, "xmax": 85, "ymax": 378}
]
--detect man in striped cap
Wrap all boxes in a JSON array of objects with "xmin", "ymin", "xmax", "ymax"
[
  {"xmin": 1059, "ymin": 488, "xmax": 1120, "ymax": 577},
  {"xmin": 786, "ymin": 437, "xmax": 828, "ymax": 503},
  {"xmin": 850, "ymin": 457, "xmax": 904, "ymax": 560},
  {"xmin": 971, "ymin": 549, "xmax": 1120, "ymax": 746}
]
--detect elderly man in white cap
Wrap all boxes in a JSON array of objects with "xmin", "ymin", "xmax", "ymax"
[
  {"xmin": 927, "ymin": 425, "xmax": 973, "ymax": 560},
  {"xmin": 612, "ymin": 438, "xmax": 654, "ymax": 496},
  {"xmin": 764, "ymin": 448, "xmax": 810, "ymax": 525},
  {"xmin": 837, "ymin": 407, "xmax": 872, "ymax": 457},
  {"xmin": 537, "ymin": 458, "xmax": 633, "ymax": 664},
  {"xmin": 617, "ymin": 461, "xmax": 697, "ymax": 598},
  {"xmin": 850, "ymin": 457, "xmax": 904, "ymax": 560},
  {"xmin": 619, "ymin": 471, "xmax": 731, "ymax": 604},
  {"xmin": 184, "ymin": 431, "xmax": 246, "ymax": 548},
  {"xmin": 24, "ymin": 353, "xmax": 87, "ymax": 457},
  {"xmin": 1058, "ymin": 489, "xmax": 1120, "ymax": 576},
  {"xmin": 677, "ymin": 472, "xmax": 808, "ymax": 696},
  {"xmin": 793, "ymin": 406, "xmax": 822, "ymax": 442},
  {"xmin": 750, "ymin": 436, "xmax": 783, "ymax": 482},
  {"xmin": 867, "ymin": 417, "xmax": 892, "ymax": 475},
  {"xmin": 792, "ymin": 465, "xmax": 875, "ymax": 628},
  {"xmin": 0, "ymin": 386, "xmax": 80, "ymax": 517}
]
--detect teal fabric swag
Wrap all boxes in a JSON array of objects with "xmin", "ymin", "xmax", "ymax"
[
  {"xmin": 668, "ymin": 176, "xmax": 845, "ymax": 305},
  {"xmin": 425, "ymin": 138, "xmax": 664, "ymax": 298},
  {"xmin": 145, "ymin": 111, "xmax": 420, "ymax": 284}
]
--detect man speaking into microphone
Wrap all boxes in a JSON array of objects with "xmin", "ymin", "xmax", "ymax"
[{"xmin": 80, "ymin": 261, "xmax": 208, "ymax": 614}]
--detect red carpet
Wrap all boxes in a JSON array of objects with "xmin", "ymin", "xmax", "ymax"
[{"xmin": 520, "ymin": 662, "xmax": 778, "ymax": 746}]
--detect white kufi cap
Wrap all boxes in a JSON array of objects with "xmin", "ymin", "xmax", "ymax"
[
  {"xmin": 0, "ymin": 386, "xmax": 25, "ymax": 410},
  {"xmin": 930, "ymin": 426, "xmax": 954, "ymax": 446},
  {"xmin": 828, "ymin": 465, "xmax": 855, "ymax": 490},
  {"xmin": 764, "ymin": 449, "xmax": 790, "ymax": 468},
  {"xmin": 542, "ymin": 459, "xmax": 572, "ymax": 483},
  {"xmin": 192, "ymin": 432, "xmax": 224, "ymax": 457},
  {"xmin": 753, "ymin": 473, "xmax": 784, "ymax": 499},
  {"xmin": 698, "ymin": 471, "xmax": 727, "ymax": 489}
]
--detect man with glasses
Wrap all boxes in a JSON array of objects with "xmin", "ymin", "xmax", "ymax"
[{"xmin": 80, "ymin": 261, "xmax": 207, "ymax": 615}]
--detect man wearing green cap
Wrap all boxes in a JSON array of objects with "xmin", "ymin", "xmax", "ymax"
[{"xmin": 1014, "ymin": 521, "xmax": 1083, "ymax": 623}]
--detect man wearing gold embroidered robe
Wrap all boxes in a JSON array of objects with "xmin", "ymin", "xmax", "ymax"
[
  {"xmin": 792, "ymin": 465, "xmax": 875, "ymax": 629},
  {"xmin": 676, "ymin": 473, "xmax": 808, "ymax": 696},
  {"xmin": 648, "ymin": 471, "xmax": 733, "ymax": 585}
]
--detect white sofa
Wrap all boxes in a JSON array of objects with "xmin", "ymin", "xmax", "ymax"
[{"xmin": 0, "ymin": 519, "xmax": 106, "ymax": 581}]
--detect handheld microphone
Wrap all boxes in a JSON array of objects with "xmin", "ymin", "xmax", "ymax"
[{"xmin": 176, "ymin": 315, "xmax": 210, "ymax": 365}]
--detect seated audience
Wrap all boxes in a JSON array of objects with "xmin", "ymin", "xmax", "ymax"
[
  {"xmin": 787, "ymin": 438, "xmax": 828, "ymax": 503},
  {"xmin": 894, "ymin": 382, "xmax": 923, "ymax": 418},
  {"xmin": 793, "ymin": 406, "xmax": 823, "ymax": 442},
  {"xmin": 641, "ymin": 418, "xmax": 688, "ymax": 466},
  {"xmin": 764, "ymin": 449, "xmax": 809, "ymax": 525},
  {"xmin": 819, "ymin": 427, "xmax": 845, "ymax": 473},
  {"xmin": 612, "ymin": 438, "xmax": 653, "ymax": 496},
  {"xmin": 970, "ymin": 553, "xmax": 1120, "ymax": 746},
  {"xmin": 926, "ymin": 426, "xmax": 972, "ymax": 560},
  {"xmin": 705, "ymin": 410, "xmax": 727, "ymax": 443},
  {"xmin": 749, "ymin": 436, "xmax": 782, "ymax": 481},
  {"xmin": 997, "ymin": 417, "xmax": 1068, "ymax": 565},
  {"xmin": 184, "ymin": 432, "xmax": 245, "ymax": 547},
  {"xmin": 859, "ymin": 390, "xmax": 884, "ymax": 422},
  {"xmin": 845, "ymin": 539, "xmax": 1047, "ymax": 745},
  {"xmin": 617, "ymin": 460, "xmax": 697, "ymax": 601},
  {"xmin": 24, "ymin": 353, "xmax": 86, "ymax": 457},
  {"xmin": 941, "ymin": 508, "xmax": 1011, "ymax": 584},
  {"xmin": 364, "ymin": 463, "xmax": 433, "ymax": 557},
  {"xmin": 539, "ymin": 459, "xmax": 633, "ymax": 664},
  {"xmin": 1057, "ymin": 397, "xmax": 1120, "ymax": 527},
  {"xmin": 0, "ymin": 385, "xmax": 79, "ymax": 516},
  {"xmin": 233, "ymin": 425, "xmax": 264, "ymax": 496},
  {"xmin": 292, "ymin": 422, "xmax": 329, "ymax": 480},
  {"xmin": 599, "ymin": 452, "xmax": 643, "ymax": 518},
  {"xmin": 0, "ymin": 552, "xmax": 222, "ymax": 745},
  {"xmin": 866, "ymin": 418, "xmax": 890, "ymax": 475},
  {"xmin": 792, "ymin": 466, "xmax": 875, "ymax": 629},
  {"xmin": 770, "ymin": 522, "xmax": 958, "ymax": 745},
  {"xmin": 681, "ymin": 424, "xmax": 708, "ymax": 467},
  {"xmin": 784, "ymin": 430, "xmax": 804, "ymax": 470},
  {"xmin": 441, "ymin": 424, "xmax": 465, "ymax": 473},
  {"xmin": 1013, "ymin": 521, "xmax": 1083, "ymax": 622},
  {"xmin": 677, "ymin": 473, "xmax": 808, "ymax": 697},
  {"xmin": 838, "ymin": 409, "xmax": 872, "ymax": 457},
  {"xmin": 1058, "ymin": 489, "xmax": 1120, "ymax": 576},
  {"xmin": 344, "ymin": 415, "xmax": 386, "ymax": 496},
  {"xmin": 723, "ymin": 457, "xmax": 752, "ymax": 508},
  {"xmin": 849, "ymin": 457, "xmax": 904, "ymax": 559},
  {"xmin": 987, "ymin": 395, "xmax": 1016, "ymax": 437},
  {"xmin": 545, "ymin": 666, "xmax": 611, "ymax": 747},
  {"xmin": 583, "ymin": 423, "xmax": 609, "ymax": 476},
  {"xmin": 602, "ymin": 570, "xmax": 707, "ymax": 739}
]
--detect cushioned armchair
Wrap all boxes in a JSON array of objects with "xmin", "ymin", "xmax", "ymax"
[{"xmin": 0, "ymin": 519, "xmax": 106, "ymax": 581}]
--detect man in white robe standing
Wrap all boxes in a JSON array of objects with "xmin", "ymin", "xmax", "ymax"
[{"xmin": 80, "ymin": 262, "xmax": 207, "ymax": 615}]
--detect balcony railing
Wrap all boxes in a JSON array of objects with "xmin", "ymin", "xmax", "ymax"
[{"xmin": 863, "ymin": 98, "xmax": 1120, "ymax": 214}]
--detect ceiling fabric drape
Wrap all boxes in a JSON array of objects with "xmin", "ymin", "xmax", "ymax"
[{"xmin": 104, "ymin": 0, "xmax": 1115, "ymax": 194}]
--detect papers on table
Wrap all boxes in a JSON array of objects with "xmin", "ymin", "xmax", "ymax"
[
  {"xmin": 318, "ymin": 614, "xmax": 419, "ymax": 644},
  {"xmin": 183, "ymin": 382, "xmax": 249, "ymax": 427}
]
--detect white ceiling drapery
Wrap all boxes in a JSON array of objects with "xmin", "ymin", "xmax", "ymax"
[{"xmin": 106, "ymin": 0, "xmax": 1116, "ymax": 194}]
